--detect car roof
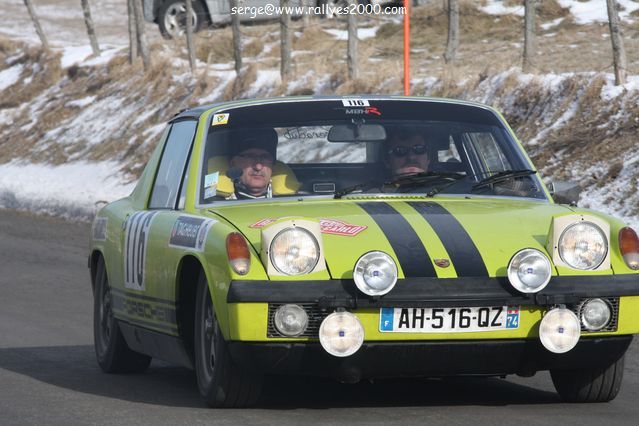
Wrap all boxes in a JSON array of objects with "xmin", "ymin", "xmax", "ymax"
[{"xmin": 171, "ymin": 95, "xmax": 499, "ymax": 122}]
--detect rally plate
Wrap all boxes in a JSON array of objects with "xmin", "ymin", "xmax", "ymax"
[{"xmin": 379, "ymin": 306, "xmax": 520, "ymax": 333}]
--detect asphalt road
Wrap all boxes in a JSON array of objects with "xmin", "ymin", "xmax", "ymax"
[{"xmin": 2, "ymin": 208, "xmax": 639, "ymax": 425}]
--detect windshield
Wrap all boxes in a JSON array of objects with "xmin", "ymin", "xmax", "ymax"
[{"xmin": 198, "ymin": 101, "xmax": 546, "ymax": 204}]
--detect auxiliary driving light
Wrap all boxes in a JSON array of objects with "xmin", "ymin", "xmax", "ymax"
[
  {"xmin": 353, "ymin": 251, "xmax": 398, "ymax": 296},
  {"xmin": 580, "ymin": 298, "xmax": 612, "ymax": 331},
  {"xmin": 319, "ymin": 311, "xmax": 364, "ymax": 357},
  {"xmin": 539, "ymin": 308, "xmax": 581, "ymax": 353},
  {"xmin": 273, "ymin": 304, "xmax": 308, "ymax": 337},
  {"xmin": 507, "ymin": 249, "xmax": 552, "ymax": 293}
]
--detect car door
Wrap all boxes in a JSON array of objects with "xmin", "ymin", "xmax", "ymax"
[{"xmin": 119, "ymin": 118, "xmax": 198, "ymax": 335}]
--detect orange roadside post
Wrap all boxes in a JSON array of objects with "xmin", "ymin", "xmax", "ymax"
[{"xmin": 403, "ymin": 0, "xmax": 410, "ymax": 96}]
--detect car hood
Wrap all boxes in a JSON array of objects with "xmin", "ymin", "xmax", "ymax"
[{"xmin": 208, "ymin": 197, "xmax": 573, "ymax": 279}]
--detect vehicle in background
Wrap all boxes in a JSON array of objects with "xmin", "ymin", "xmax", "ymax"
[{"xmin": 143, "ymin": 0, "xmax": 398, "ymax": 39}]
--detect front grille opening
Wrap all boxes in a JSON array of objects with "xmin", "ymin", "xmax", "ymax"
[
  {"xmin": 267, "ymin": 303, "xmax": 329, "ymax": 338},
  {"xmin": 570, "ymin": 297, "xmax": 620, "ymax": 333}
]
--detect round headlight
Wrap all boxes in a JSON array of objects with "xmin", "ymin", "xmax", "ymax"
[
  {"xmin": 507, "ymin": 249, "xmax": 552, "ymax": 293},
  {"xmin": 558, "ymin": 222, "xmax": 608, "ymax": 270},
  {"xmin": 353, "ymin": 251, "xmax": 398, "ymax": 296},
  {"xmin": 269, "ymin": 227, "xmax": 320, "ymax": 275},
  {"xmin": 319, "ymin": 311, "xmax": 364, "ymax": 357},
  {"xmin": 274, "ymin": 304, "xmax": 308, "ymax": 337},
  {"xmin": 580, "ymin": 298, "xmax": 611, "ymax": 331},
  {"xmin": 539, "ymin": 308, "xmax": 581, "ymax": 353}
]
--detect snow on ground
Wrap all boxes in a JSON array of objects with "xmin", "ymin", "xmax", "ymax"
[
  {"xmin": 323, "ymin": 27, "xmax": 379, "ymax": 41},
  {"xmin": 247, "ymin": 69, "xmax": 281, "ymax": 97},
  {"xmin": 541, "ymin": 18, "xmax": 564, "ymax": 30},
  {"xmin": 0, "ymin": 0, "xmax": 142, "ymax": 47},
  {"xmin": 59, "ymin": 45, "xmax": 123, "ymax": 68},
  {"xmin": 482, "ymin": 0, "xmax": 639, "ymax": 24},
  {"xmin": 0, "ymin": 161, "xmax": 136, "ymax": 220},
  {"xmin": 0, "ymin": 63, "xmax": 24, "ymax": 91},
  {"xmin": 601, "ymin": 75, "xmax": 639, "ymax": 101},
  {"xmin": 480, "ymin": 0, "xmax": 525, "ymax": 17},
  {"xmin": 558, "ymin": 0, "xmax": 639, "ymax": 24},
  {"xmin": 577, "ymin": 154, "xmax": 639, "ymax": 230},
  {"xmin": 65, "ymin": 96, "xmax": 97, "ymax": 109}
]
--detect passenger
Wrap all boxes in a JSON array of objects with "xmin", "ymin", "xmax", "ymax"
[
  {"xmin": 227, "ymin": 128, "xmax": 278, "ymax": 199},
  {"xmin": 385, "ymin": 128, "xmax": 430, "ymax": 179}
]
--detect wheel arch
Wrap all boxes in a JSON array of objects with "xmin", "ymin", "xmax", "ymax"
[
  {"xmin": 89, "ymin": 249, "xmax": 105, "ymax": 294},
  {"xmin": 175, "ymin": 254, "xmax": 203, "ymax": 364}
]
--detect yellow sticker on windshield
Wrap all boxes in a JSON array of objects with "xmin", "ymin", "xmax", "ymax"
[{"xmin": 212, "ymin": 113, "xmax": 229, "ymax": 126}]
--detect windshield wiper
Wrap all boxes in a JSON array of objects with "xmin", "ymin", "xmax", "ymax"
[
  {"xmin": 335, "ymin": 172, "xmax": 467, "ymax": 199},
  {"xmin": 389, "ymin": 171, "xmax": 468, "ymax": 194},
  {"xmin": 334, "ymin": 181, "xmax": 383, "ymax": 199},
  {"xmin": 472, "ymin": 169, "xmax": 537, "ymax": 191},
  {"xmin": 424, "ymin": 174, "xmax": 469, "ymax": 197}
]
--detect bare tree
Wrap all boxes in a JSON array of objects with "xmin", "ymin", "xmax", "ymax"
[
  {"xmin": 347, "ymin": 0, "xmax": 358, "ymax": 80},
  {"xmin": 229, "ymin": 0, "xmax": 242, "ymax": 74},
  {"xmin": 280, "ymin": 0, "xmax": 292, "ymax": 83},
  {"xmin": 132, "ymin": 0, "xmax": 151, "ymax": 70},
  {"xmin": 443, "ymin": 0, "xmax": 458, "ymax": 63},
  {"xmin": 81, "ymin": 0, "xmax": 100, "ymax": 56},
  {"xmin": 186, "ymin": 0, "xmax": 196, "ymax": 72},
  {"xmin": 303, "ymin": 0, "xmax": 310, "ymax": 27},
  {"xmin": 23, "ymin": 0, "xmax": 48, "ymax": 50},
  {"xmin": 523, "ymin": 0, "xmax": 536, "ymax": 72},
  {"xmin": 606, "ymin": 0, "xmax": 627, "ymax": 85},
  {"xmin": 127, "ymin": 0, "xmax": 137, "ymax": 63}
]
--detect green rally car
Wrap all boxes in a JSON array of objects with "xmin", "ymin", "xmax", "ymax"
[{"xmin": 89, "ymin": 96, "xmax": 639, "ymax": 407}]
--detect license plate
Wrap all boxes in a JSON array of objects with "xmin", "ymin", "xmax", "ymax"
[{"xmin": 379, "ymin": 306, "xmax": 520, "ymax": 333}]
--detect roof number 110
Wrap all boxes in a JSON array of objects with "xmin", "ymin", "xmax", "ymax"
[{"xmin": 342, "ymin": 99, "xmax": 370, "ymax": 107}]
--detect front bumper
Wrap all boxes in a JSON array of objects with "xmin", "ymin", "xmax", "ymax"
[
  {"xmin": 227, "ymin": 275, "xmax": 639, "ymax": 308},
  {"xmin": 228, "ymin": 336, "xmax": 632, "ymax": 379}
]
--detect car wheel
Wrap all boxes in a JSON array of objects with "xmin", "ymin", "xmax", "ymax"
[
  {"xmin": 93, "ymin": 257, "xmax": 151, "ymax": 373},
  {"xmin": 550, "ymin": 355, "xmax": 625, "ymax": 402},
  {"xmin": 158, "ymin": 0, "xmax": 206, "ymax": 39},
  {"xmin": 194, "ymin": 272, "xmax": 262, "ymax": 407}
]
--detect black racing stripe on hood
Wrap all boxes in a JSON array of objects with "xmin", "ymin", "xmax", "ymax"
[
  {"xmin": 407, "ymin": 202, "xmax": 489, "ymax": 277},
  {"xmin": 357, "ymin": 202, "xmax": 437, "ymax": 277}
]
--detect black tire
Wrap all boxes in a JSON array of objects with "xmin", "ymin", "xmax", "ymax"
[
  {"xmin": 158, "ymin": 0, "xmax": 207, "ymax": 39},
  {"xmin": 93, "ymin": 257, "xmax": 151, "ymax": 373},
  {"xmin": 551, "ymin": 355, "xmax": 625, "ymax": 403},
  {"xmin": 194, "ymin": 272, "xmax": 262, "ymax": 407}
]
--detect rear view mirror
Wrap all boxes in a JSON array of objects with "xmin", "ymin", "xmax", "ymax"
[{"xmin": 328, "ymin": 124, "xmax": 387, "ymax": 142}]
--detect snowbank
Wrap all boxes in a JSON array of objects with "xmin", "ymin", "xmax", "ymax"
[{"xmin": 0, "ymin": 161, "xmax": 136, "ymax": 221}]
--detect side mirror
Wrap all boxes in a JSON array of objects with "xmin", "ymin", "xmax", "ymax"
[{"xmin": 550, "ymin": 180, "xmax": 581, "ymax": 206}]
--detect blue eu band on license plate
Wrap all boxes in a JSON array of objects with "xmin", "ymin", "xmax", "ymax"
[{"xmin": 379, "ymin": 306, "xmax": 520, "ymax": 333}]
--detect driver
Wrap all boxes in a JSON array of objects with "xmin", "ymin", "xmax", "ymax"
[
  {"xmin": 385, "ymin": 128, "xmax": 430, "ymax": 178},
  {"xmin": 227, "ymin": 128, "xmax": 278, "ymax": 199}
]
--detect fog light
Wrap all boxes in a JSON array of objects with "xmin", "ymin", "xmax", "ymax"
[
  {"xmin": 319, "ymin": 311, "xmax": 364, "ymax": 357},
  {"xmin": 274, "ymin": 304, "xmax": 308, "ymax": 337},
  {"xmin": 581, "ymin": 298, "xmax": 611, "ymax": 331},
  {"xmin": 539, "ymin": 308, "xmax": 581, "ymax": 353}
]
